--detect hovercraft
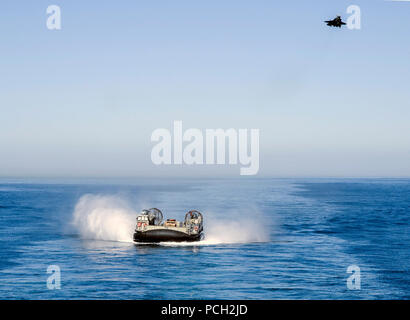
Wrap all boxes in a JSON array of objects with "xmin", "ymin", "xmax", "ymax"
[{"xmin": 133, "ymin": 208, "xmax": 204, "ymax": 243}]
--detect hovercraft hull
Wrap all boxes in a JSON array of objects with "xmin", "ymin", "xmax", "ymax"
[{"xmin": 133, "ymin": 229, "xmax": 202, "ymax": 243}]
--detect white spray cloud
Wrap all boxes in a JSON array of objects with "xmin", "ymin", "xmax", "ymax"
[
  {"xmin": 203, "ymin": 218, "xmax": 269, "ymax": 244},
  {"xmin": 72, "ymin": 194, "xmax": 136, "ymax": 243}
]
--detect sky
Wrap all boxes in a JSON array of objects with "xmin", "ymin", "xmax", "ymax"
[{"xmin": 1, "ymin": 0, "xmax": 410, "ymax": 178}]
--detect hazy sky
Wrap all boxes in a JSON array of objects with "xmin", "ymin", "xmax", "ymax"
[{"xmin": 1, "ymin": 0, "xmax": 410, "ymax": 177}]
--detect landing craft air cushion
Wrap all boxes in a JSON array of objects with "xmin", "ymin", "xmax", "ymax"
[{"xmin": 133, "ymin": 208, "xmax": 204, "ymax": 242}]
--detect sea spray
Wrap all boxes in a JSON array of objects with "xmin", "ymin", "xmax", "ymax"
[
  {"xmin": 72, "ymin": 195, "xmax": 270, "ymax": 245},
  {"xmin": 203, "ymin": 218, "xmax": 269, "ymax": 244},
  {"xmin": 72, "ymin": 194, "xmax": 136, "ymax": 242}
]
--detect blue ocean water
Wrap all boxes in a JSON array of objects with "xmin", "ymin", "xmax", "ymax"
[{"xmin": 0, "ymin": 178, "xmax": 409, "ymax": 299}]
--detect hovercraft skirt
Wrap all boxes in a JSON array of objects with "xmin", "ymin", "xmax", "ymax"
[{"xmin": 133, "ymin": 229, "xmax": 201, "ymax": 243}]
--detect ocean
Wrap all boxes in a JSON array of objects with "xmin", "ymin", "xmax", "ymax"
[{"xmin": 0, "ymin": 178, "xmax": 409, "ymax": 299}]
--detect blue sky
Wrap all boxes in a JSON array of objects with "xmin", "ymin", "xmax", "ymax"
[{"xmin": 1, "ymin": 0, "xmax": 410, "ymax": 177}]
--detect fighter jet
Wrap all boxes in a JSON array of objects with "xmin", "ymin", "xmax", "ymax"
[{"xmin": 324, "ymin": 16, "xmax": 346, "ymax": 28}]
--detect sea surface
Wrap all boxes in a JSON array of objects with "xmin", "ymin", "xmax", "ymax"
[{"xmin": 0, "ymin": 178, "xmax": 409, "ymax": 299}]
